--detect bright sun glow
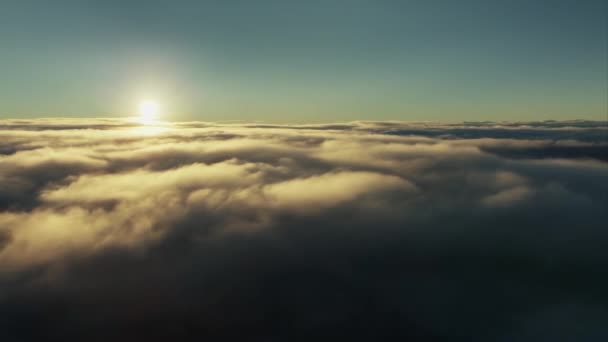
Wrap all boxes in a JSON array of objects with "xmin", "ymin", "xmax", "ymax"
[{"xmin": 137, "ymin": 100, "xmax": 160, "ymax": 123}]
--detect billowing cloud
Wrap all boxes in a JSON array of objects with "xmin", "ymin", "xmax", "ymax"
[{"xmin": 0, "ymin": 119, "xmax": 607, "ymax": 341}]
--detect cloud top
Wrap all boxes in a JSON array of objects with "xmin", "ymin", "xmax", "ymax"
[{"xmin": 1, "ymin": 119, "xmax": 607, "ymax": 341}]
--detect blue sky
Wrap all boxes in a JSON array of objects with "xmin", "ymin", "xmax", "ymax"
[{"xmin": 0, "ymin": 0, "xmax": 606, "ymax": 122}]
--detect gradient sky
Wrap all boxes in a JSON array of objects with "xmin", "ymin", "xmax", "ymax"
[{"xmin": 0, "ymin": 0, "xmax": 606, "ymax": 122}]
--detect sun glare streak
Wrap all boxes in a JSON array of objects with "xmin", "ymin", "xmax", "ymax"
[
  {"xmin": 137, "ymin": 100, "xmax": 160, "ymax": 124},
  {"xmin": 131, "ymin": 125, "xmax": 171, "ymax": 135}
]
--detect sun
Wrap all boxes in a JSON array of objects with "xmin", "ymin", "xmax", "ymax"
[{"xmin": 137, "ymin": 100, "xmax": 160, "ymax": 123}]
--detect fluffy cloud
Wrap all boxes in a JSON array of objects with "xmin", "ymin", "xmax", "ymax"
[{"xmin": 0, "ymin": 119, "xmax": 607, "ymax": 341}]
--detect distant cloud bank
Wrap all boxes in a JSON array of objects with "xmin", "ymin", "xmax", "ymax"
[{"xmin": 1, "ymin": 119, "xmax": 607, "ymax": 341}]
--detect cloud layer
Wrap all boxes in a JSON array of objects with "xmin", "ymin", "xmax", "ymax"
[{"xmin": 1, "ymin": 119, "xmax": 607, "ymax": 341}]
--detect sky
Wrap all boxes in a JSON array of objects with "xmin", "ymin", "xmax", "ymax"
[{"xmin": 0, "ymin": 0, "xmax": 606, "ymax": 122}]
